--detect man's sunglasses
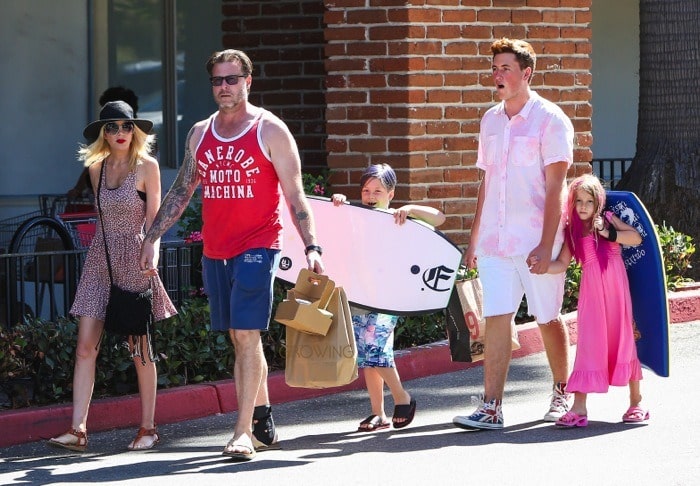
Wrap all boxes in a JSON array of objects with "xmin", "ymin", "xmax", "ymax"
[
  {"xmin": 209, "ymin": 74, "xmax": 247, "ymax": 87},
  {"xmin": 104, "ymin": 121, "xmax": 135, "ymax": 136}
]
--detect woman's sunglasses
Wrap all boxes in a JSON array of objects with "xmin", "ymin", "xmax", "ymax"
[{"xmin": 104, "ymin": 121, "xmax": 135, "ymax": 136}]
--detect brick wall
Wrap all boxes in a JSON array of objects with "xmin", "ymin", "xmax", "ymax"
[
  {"xmin": 220, "ymin": 0, "xmax": 328, "ymax": 172},
  {"xmin": 324, "ymin": 0, "xmax": 593, "ymax": 246}
]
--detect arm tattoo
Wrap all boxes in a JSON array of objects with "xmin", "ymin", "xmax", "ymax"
[
  {"xmin": 295, "ymin": 209, "xmax": 309, "ymax": 221},
  {"xmin": 146, "ymin": 132, "xmax": 199, "ymax": 243},
  {"xmin": 290, "ymin": 203, "xmax": 316, "ymax": 246}
]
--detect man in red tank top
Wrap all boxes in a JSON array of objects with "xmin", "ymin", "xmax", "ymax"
[{"xmin": 140, "ymin": 49, "xmax": 324, "ymax": 461}]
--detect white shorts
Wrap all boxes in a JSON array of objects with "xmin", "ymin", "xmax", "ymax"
[{"xmin": 478, "ymin": 254, "xmax": 565, "ymax": 324}]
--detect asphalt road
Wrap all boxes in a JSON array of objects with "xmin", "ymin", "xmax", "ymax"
[{"xmin": 2, "ymin": 321, "xmax": 698, "ymax": 486}]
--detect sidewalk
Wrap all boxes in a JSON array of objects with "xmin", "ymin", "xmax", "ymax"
[{"xmin": 2, "ymin": 288, "xmax": 698, "ymax": 448}]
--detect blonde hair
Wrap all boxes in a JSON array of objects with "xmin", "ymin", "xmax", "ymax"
[{"xmin": 78, "ymin": 125, "xmax": 154, "ymax": 171}]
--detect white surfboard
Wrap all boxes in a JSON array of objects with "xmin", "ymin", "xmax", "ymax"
[{"xmin": 277, "ymin": 196, "xmax": 462, "ymax": 315}]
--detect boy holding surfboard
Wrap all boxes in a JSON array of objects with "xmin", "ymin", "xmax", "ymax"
[
  {"xmin": 454, "ymin": 38, "xmax": 574, "ymax": 430},
  {"xmin": 332, "ymin": 163, "xmax": 445, "ymax": 432},
  {"xmin": 548, "ymin": 174, "xmax": 648, "ymax": 427}
]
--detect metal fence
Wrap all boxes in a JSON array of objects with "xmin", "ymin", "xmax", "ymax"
[
  {"xmin": 591, "ymin": 157, "xmax": 633, "ymax": 188},
  {"xmin": 1, "ymin": 241, "xmax": 201, "ymax": 328}
]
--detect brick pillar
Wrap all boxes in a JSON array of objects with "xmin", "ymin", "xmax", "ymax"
[
  {"xmin": 324, "ymin": 0, "xmax": 593, "ymax": 246},
  {"xmin": 221, "ymin": 1, "xmax": 327, "ymax": 172}
]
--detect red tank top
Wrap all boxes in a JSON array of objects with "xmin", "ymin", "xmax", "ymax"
[{"xmin": 195, "ymin": 110, "xmax": 282, "ymax": 259}]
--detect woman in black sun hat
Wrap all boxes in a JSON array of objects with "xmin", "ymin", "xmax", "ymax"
[{"xmin": 48, "ymin": 101, "xmax": 176, "ymax": 452}]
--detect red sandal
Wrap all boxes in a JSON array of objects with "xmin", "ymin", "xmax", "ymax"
[
  {"xmin": 127, "ymin": 426, "xmax": 160, "ymax": 451},
  {"xmin": 47, "ymin": 428, "xmax": 88, "ymax": 452}
]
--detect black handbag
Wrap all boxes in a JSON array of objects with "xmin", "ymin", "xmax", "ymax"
[
  {"xmin": 104, "ymin": 284, "xmax": 153, "ymax": 336},
  {"xmin": 97, "ymin": 161, "xmax": 156, "ymax": 363}
]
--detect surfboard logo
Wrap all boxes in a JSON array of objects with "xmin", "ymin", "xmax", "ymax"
[
  {"xmin": 609, "ymin": 201, "xmax": 649, "ymax": 269},
  {"xmin": 609, "ymin": 201, "xmax": 648, "ymax": 239},
  {"xmin": 416, "ymin": 265, "xmax": 455, "ymax": 292},
  {"xmin": 279, "ymin": 256, "xmax": 293, "ymax": 271}
]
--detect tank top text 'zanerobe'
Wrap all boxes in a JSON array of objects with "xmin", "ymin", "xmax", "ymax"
[{"xmin": 195, "ymin": 110, "xmax": 282, "ymax": 259}]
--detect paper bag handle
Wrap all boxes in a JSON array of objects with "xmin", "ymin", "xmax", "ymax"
[{"xmin": 297, "ymin": 268, "xmax": 335, "ymax": 309}]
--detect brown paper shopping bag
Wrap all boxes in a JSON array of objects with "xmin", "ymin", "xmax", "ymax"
[
  {"xmin": 274, "ymin": 268, "xmax": 335, "ymax": 335},
  {"xmin": 285, "ymin": 287, "xmax": 358, "ymax": 388},
  {"xmin": 452, "ymin": 278, "xmax": 520, "ymax": 362}
]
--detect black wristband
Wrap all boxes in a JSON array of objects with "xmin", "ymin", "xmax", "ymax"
[
  {"xmin": 605, "ymin": 225, "xmax": 617, "ymax": 242},
  {"xmin": 304, "ymin": 244, "xmax": 323, "ymax": 256}
]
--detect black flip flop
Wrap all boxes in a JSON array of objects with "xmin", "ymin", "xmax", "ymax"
[{"xmin": 392, "ymin": 398, "xmax": 417, "ymax": 429}]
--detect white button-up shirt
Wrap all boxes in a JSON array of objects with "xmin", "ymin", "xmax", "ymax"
[{"xmin": 475, "ymin": 92, "xmax": 574, "ymax": 257}]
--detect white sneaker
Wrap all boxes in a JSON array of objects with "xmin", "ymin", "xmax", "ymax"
[{"xmin": 543, "ymin": 382, "xmax": 571, "ymax": 422}]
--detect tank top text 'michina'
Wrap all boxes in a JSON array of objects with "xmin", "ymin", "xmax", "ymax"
[{"xmin": 194, "ymin": 109, "xmax": 282, "ymax": 259}]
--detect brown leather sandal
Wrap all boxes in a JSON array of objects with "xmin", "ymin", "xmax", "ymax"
[
  {"xmin": 47, "ymin": 428, "xmax": 88, "ymax": 452},
  {"xmin": 127, "ymin": 426, "xmax": 160, "ymax": 451}
]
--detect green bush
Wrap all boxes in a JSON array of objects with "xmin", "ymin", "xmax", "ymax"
[
  {"xmin": 1, "ymin": 318, "xmax": 137, "ymax": 407},
  {"xmin": 656, "ymin": 222, "xmax": 696, "ymax": 289},
  {"xmin": 395, "ymin": 312, "xmax": 445, "ymax": 350},
  {"xmin": 154, "ymin": 297, "xmax": 233, "ymax": 387},
  {"xmin": 0, "ymin": 327, "xmax": 31, "ymax": 381},
  {"xmin": 302, "ymin": 170, "xmax": 331, "ymax": 197},
  {"xmin": 176, "ymin": 190, "xmax": 203, "ymax": 238},
  {"xmin": 264, "ymin": 279, "xmax": 293, "ymax": 371},
  {"xmin": 562, "ymin": 261, "xmax": 582, "ymax": 313}
]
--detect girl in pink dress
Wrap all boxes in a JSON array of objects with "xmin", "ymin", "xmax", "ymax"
[{"xmin": 547, "ymin": 174, "xmax": 648, "ymax": 427}]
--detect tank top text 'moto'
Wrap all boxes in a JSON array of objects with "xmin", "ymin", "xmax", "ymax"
[{"xmin": 195, "ymin": 110, "xmax": 282, "ymax": 259}]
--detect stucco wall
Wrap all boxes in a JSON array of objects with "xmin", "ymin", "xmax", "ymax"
[
  {"xmin": 0, "ymin": 0, "xmax": 89, "ymax": 217},
  {"xmin": 591, "ymin": 0, "xmax": 639, "ymax": 159}
]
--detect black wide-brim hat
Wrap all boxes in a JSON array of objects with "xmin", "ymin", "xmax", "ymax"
[{"xmin": 83, "ymin": 100, "xmax": 153, "ymax": 142}]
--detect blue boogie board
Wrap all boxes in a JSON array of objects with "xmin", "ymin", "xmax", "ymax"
[
  {"xmin": 277, "ymin": 196, "xmax": 462, "ymax": 315},
  {"xmin": 606, "ymin": 191, "xmax": 670, "ymax": 377}
]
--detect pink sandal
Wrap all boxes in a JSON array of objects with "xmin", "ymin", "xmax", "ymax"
[
  {"xmin": 555, "ymin": 411, "xmax": 588, "ymax": 428},
  {"xmin": 622, "ymin": 406, "xmax": 649, "ymax": 423}
]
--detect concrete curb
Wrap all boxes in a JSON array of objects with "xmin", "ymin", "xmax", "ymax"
[{"xmin": 1, "ymin": 290, "xmax": 697, "ymax": 448}]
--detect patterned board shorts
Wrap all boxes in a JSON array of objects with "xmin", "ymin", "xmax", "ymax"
[{"xmin": 351, "ymin": 308, "xmax": 399, "ymax": 368}]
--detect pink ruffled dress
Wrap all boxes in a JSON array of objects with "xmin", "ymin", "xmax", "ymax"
[{"xmin": 567, "ymin": 234, "xmax": 643, "ymax": 393}]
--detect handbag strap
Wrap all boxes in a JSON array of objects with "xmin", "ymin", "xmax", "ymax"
[{"xmin": 96, "ymin": 161, "xmax": 115, "ymax": 287}]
